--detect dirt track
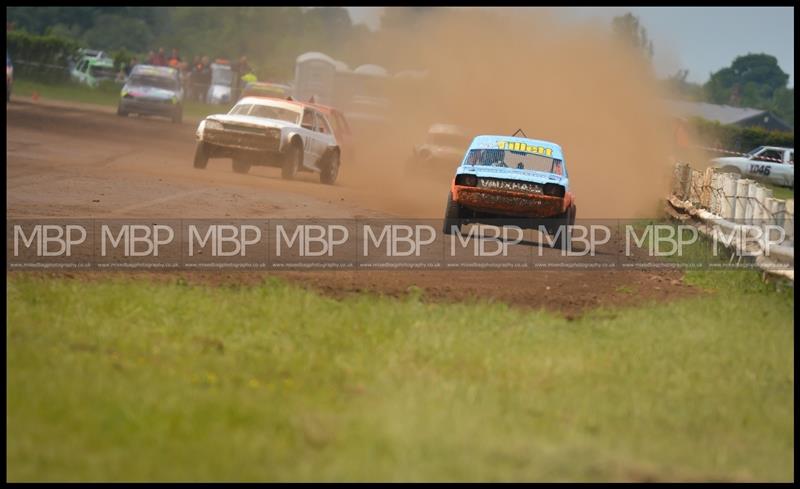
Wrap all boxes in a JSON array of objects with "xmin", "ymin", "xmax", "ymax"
[{"xmin": 6, "ymin": 99, "xmax": 697, "ymax": 314}]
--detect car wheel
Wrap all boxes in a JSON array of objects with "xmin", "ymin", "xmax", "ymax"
[
  {"xmin": 720, "ymin": 166, "xmax": 741, "ymax": 176},
  {"xmin": 319, "ymin": 150, "xmax": 340, "ymax": 185},
  {"xmin": 442, "ymin": 192, "xmax": 463, "ymax": 235},
  {"xmin": 117, "ymin": 104, "xmax": 128, "ymax": 117},
  {"xmin": 232, "ymin": 157, "xmax": 251, "ymax": 174},
  {"xmin": 172, "ymin": 106, "xmax": 183, "ymax": 124},
  {"xmin": 552, "ymin": 205, "xmax": 575, "ymax": 251},
  {"xmin": 193, "ymin": 142, "xmax": 210, "ymax": 169},
  {"xmin": 281, "ymin": 142, "xmax": 302, "ymax": 180}
]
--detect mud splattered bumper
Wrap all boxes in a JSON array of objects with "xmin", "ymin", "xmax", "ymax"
[
  {"xmin": 203, "ymin": 129, "xmax": 281, "ymax": 152},
  {"xmin": 454, "ymin": 185, "xmax": 565, "ymax": 218}
]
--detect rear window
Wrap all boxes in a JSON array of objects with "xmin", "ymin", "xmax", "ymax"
[
  {"xmin": 464, "ymin": 148, "xmax": 564, "ymax": 175},
  {"xmin": 129, "ymin": 74, "xmax": 178, "ymax": 91},
  {"xmin": 229, "ymin": 103, "xmax": 301, "ymax": 124}
]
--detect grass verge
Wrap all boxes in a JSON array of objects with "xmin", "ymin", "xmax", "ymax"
[
  {"xmin": 6, "ymin": 268, "xmax": 793, "ymax": 481},
  {"xmin": 11, "ymin": 78, "xmax": 231, "ymax": 121},
  {"xmin": 764, "ymin": 182, "xmax": 794, "ymax": 201}
]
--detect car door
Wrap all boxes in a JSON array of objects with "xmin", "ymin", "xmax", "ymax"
[
  {"xmin": 306, "ymin": 110, "xmax": 327, "ymax": 168},
  {"xmin": 84, "ymin": 61, "xmax": 97, "ymax": 86},
  {"xmin": 299, "ymin": 108, "xmax": 317, "ymax": 167},
  {"xmin": 72, "ymin": 60, "xmax": 87, "ymax": 83},
  {"xmin": 312, "ymin": 111, "xmax": 337, "ymax": 168},
  {"xmin": 771, "ymin": 151, "xmax": 792, "ymax": 187},
  {"xmin": 747, "ymin": 148, "xmax": 782, "ymax": 183},
  {"xmin": 86, "ymin": 62, "xmax": 98, "ymax": 87}
]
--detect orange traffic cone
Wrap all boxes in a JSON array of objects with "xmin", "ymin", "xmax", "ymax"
[{"xmin": 31, "ymin": 91, "xmax": 40, "ymax": 102}]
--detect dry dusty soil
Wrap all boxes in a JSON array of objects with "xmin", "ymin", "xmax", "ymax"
[{"xmin": 6, "ymin": 99, "xmax": 697, "ymax": 315}]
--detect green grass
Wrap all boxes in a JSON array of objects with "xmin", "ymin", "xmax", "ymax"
[
  {"xmin": 6, "ymin": 269, "xmax": 793, "ymax": 482},
  {"xmin": 764, "ymin": 183, "xmax": 794, "ymax": 201},
  {"xmin": 12, "ymin": 78, "xmax": 231, "ymax": 121}
]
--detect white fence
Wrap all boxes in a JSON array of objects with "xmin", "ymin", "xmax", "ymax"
[{"xmin": 669, "ymin": 163, "xmax": 794, "ymax": 281}]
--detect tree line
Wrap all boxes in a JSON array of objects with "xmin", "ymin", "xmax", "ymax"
[
  {"xmin": 6, "ymin": 7, "xmax": 794, "ymax": 128},
  {"xmin": 612, "ymin": 12, "xmax": 793, "ymax": 128},
  {"xmin": 6, "ymin": 6, "xmax": 374, "ymax": 84}
]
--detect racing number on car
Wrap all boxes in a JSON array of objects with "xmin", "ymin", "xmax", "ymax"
[
  {"xmin": 749, "ymin": 164, "xmax": 771, "ymax": 176},
  {"xmin": 497, "ymin": 141, "xmax": 553, "ymax": 157}
]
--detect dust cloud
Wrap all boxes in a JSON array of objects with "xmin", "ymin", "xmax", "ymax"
[{"xmin": 339, "ymin": 8, "xmax": 678, "ymax": 219}]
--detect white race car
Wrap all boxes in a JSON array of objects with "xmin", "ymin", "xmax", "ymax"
[
  {"xmin": 712, "ymin": 146, "xmax": 794, "ymax": 188},
  {"xmin": 409, "ymin": 123, "xmax": 471, "ymax": 169},
  {"xmin": 194, "ymin": 96, "xmax": 342, "ymax": 184}
]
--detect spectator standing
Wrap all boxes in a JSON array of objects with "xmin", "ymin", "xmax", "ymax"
[
  {"xmin": 231, "ymin": 55, "xmax": 252, "ymax": 101},
  {"xmin": 125, "ymin": 57, "xmax": 138, "ymax": 77},
  {"xmin": 152, "ymin": 48, "xmax": 167, "ymax": 66},
  {"xmin": 178, "ymin": 60, "xmax": 191, "ymax": 98},
  {"xmin": 189, "ymin": 56, "xmax": 202, "ymax": 101},
  {"xmin": 168, "ymin": 48, "xmax": 182, "ymax": 69},
  {"xmin": 197, "ymin": 56, "xmax": 212, "ymax": 103}
]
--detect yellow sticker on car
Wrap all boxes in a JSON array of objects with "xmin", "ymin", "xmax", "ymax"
[{"xmin": 497, "ymin": 141, "xmax": 553, "ymax": 157}]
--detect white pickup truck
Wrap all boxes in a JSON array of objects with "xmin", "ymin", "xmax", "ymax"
[{"xmin": 712, "ymin": 146, "xmax": 794, "ymax": 188}]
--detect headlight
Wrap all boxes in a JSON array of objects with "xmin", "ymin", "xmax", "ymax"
[
  {"xmin": 455, "ymin": 174, "xmax": 478, "ymax": 187},
  {"xmin": 542, "ymin": 183, "xmax": 566, "ymax": 197},
  {"xmin": 205, "ymin": 120, "xmax": 223, "ymax": 131}
]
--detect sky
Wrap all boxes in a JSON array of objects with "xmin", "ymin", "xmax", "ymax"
[{"xmin": 344, "ymin": 7, "xmax": 794, "ymax": 87}]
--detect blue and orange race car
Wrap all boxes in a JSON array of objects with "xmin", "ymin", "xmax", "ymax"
[{"xmin": 443, "ymin": 134, "xmax": 576, "ymax": 248}]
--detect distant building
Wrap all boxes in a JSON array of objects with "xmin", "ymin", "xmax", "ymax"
[{"xmin": 667, "ymin": 100, "xmax": 792, "ymax": 132}]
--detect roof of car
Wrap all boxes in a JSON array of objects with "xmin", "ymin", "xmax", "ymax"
[
  {"xmin": 238, "ymin": 95, "xmax": 346, "ymax": 118},
  {"xmin": 758, "ymin": 146, "xmax": 793, "ymax": 151},
  {"xmin": 131, "ymin": 64, "xmax": 179, "ymax": 78},
  {"xmin": 469, "ymin": 135, "xmax": 564, "ymax": 160},
  {"xmin": 86, "ymin": 57, "xmax": 114, "ymax": 67},
  {"xmin": 238, "ymin": 96, "xmax": 307, "ymax": 111}
]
